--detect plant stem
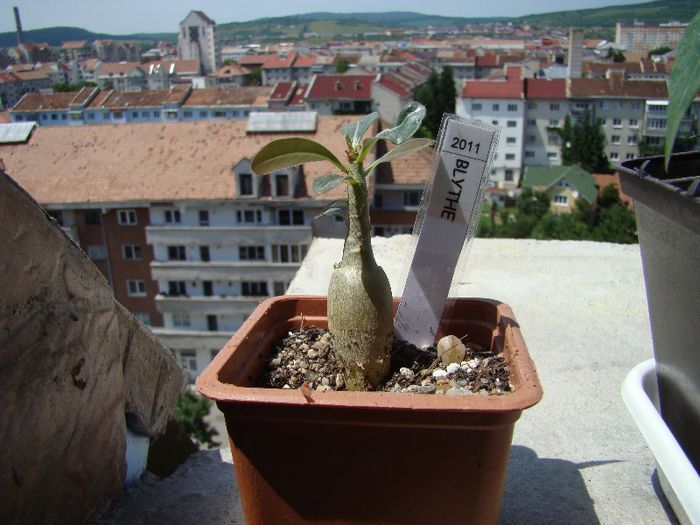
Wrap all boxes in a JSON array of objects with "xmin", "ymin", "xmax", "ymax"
[{"xmin": 342, "ymin": 163, "xmax": 374, "ymax": 266}]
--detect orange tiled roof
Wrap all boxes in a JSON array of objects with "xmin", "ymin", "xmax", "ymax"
[{"xmin": 1, "ymin": 116, "xmax": 358, "ymax": 204}]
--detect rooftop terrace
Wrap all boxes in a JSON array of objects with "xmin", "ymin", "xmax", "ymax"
[{"xmin": 98, "ymin": 236, "xmax": 675, "ymax": 524}]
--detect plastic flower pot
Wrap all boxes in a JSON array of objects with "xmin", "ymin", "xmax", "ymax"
[
  {"xmin": 196, "ymin": 295, "xmax": 542, "ymax": 525},
  {"xmin": 618, "ymin": 151, "xmax": 700, "ymax": 478}
]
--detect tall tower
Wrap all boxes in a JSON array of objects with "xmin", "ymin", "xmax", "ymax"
[
  {"xmin": 567, "ymin": 28, "xmax": 584, "ymax": 79},
  {"xmin": 177, "ymin": 10, "xmax": 219, "ymax": 74},
  {"xmin": 14, "ymin": 6, "xmax": 24, "ymax": 46}
]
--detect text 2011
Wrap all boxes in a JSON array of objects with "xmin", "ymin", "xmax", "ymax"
[{"xmin": 450, "ymin": 137, "xmax": 480, "ymax": 154}]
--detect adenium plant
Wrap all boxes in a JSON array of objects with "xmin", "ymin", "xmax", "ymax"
[{"xmin": 251, "ymin": 102, "xmax": 433, "ymax": 390}]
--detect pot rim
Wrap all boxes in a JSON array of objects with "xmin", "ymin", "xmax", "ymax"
[{"xmin": 196, "ymin": 295, "xmax": 543, "ymax": 414}]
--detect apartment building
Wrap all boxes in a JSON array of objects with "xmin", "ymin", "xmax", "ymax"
[
  {"xmin": 178, "ymin": 10, "xmax": 220, "ymax": 74},
  {"xmin": 523, "ymin": 78, "xmax": 568, "ymax": 167},
  {"xmin": 456, "ymin": 66, "xmax": 525, "ymax": 190},
  {"xmin": 615, "ymin": 22, "xmax": 687, "ymax": 52},
  {"xmin": 1, "ymin": 114, "xmax": 358, "ymax": 380},
  {"xmin": 305, "ymin": 74, "xmax": 375, "ymax": 115},
  {"xmin": 261, "ymin": 53, "xmax": 320, "ymax": 86}
]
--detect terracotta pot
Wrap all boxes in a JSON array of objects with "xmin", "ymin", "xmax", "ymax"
[{"xmin": 196, "ymin": 296, "xmax": 542, "ymax": 525}]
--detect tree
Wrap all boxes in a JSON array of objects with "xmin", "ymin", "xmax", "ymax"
[
  {"xmin": 532, "ymin": 213, "xmax": 591, "ymax": 240},
  {"xmin": 335, "ymin": 58, "xmax": 349, "ymax": 73},
  {"xmin": 648, "ymin": 46, "xmax": 672, "ymax": 58},
  {"xmin": 516, "ymin": 188, "xmax": 550, "ymax": 219},
  {"xmin": 553, "ymin": 110, "xmax": 610, "ymax": 173},
  {"xmin": 415, "ymin": 67, "xmax": 456, "ymax": 137},
  {"xmin": 592, "ymin": 204, "xmax": 638, "ymax": 244},
  {"xmin": 174, "ymin": 391, "xmax": 219, "ymax": 448}
]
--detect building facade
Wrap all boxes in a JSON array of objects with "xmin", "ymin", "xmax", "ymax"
[{"xmin": 178, "ymin": 10, "xmax": 220, "ymax": 74}]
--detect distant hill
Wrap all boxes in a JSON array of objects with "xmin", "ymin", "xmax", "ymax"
[
  {"xmin": 520, "ymin": 0, "xmax": 697, "ymax": 27},
  {"xmin": 0, "ymin": 27, "xmax": 173, "ymax": 48},
  {"xmin": 0, "ymin": 0, "xmax": 695, "ymax": 49}
]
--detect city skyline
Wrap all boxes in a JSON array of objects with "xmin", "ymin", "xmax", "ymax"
[{"xmin": 1, "ymin": 0, "xmax": 647, "ymax": 35}]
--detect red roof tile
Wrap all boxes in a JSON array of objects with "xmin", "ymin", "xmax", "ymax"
[
  {"xmin": 375, "ymin": 74, "xmax": 412, "ymax": 99},
  {"xmin": 98, "ymin": 62, "xmax": 144, "ymax": 77},
  {"xmin": 237, "ymin": 54, "xmax": 278, "ymax": 67},
  {"xmin": 568, "ymin": 76, "xmax": 668, "ymax": 98},
  {"xmin": 293, "ymin": 55, "xmax": 316, "ymax": 68},
  {"xmin": 525, "ymin": 78, "xmax": 566, "ymax": 99},
  {"xmin": 306, "ymin": 75, "xmax": 374, "ymax": 101},
  {"xmin": 462, "ymin": 78, "xmax": 523, "ymax": 100},
  {"xmin": 270, "ymin": 81, "xmax": 296, "ymax": 101},
  {"xmin": 262, "ymin": 52, "xmax": 297, "ymax": 69}
]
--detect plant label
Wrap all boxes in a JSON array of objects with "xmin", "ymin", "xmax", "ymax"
[{"xmin": 394, "ymin": 115, "xmax": 498, "ymax": 348}]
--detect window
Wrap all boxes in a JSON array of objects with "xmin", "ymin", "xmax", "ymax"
[
  {"xmin": 134, "ymin": 313, "xmax": 151, "ymax": 326},
  {"xmin": 278, "ymin": 209, "xmax": 304, "ymax": 225},
  {"xmin": 241, "ymin": 281, "xmax": 269, "ymax": 296},
  {"xmin": 198, "ymin": 210, "xmax": 210, "ymax": 226},
  {"xmin": 275, "ymin": 174, "xmax": 290, "ymax": 196},
  {"xmin": 142, "ymin": 111, "xmax": 149, "ymax": 118},
  {"xmin": 112, "ymin": 111, "xmax": 123, "ymax": 119},
  {"xmin": 154, "ymin": 111, "xmax": 160, "ymax": 117},
  {"xmin": 526, "ymin": 134, "xmax": 536, "ymax": 144},
  {"xmin": 165, "ymin": 110, "xmax": 177, "ymax": 120},
  {"xmin": 273, "ymin": 281, "xmax": 287, "ymax": 295},
  {"xmin": 117, "ymin": 209, "xmax": 137, "ymax": 225},
  {"xmin": 131, "ymin": 111, "xmax": 138, "ymax": 118},
  {"xmin": 492, "ymin": 120, "xmax": 498, "ymax": 126},
  {"xmin": 200, "ymin": 111, "xmax": 208, "ymax": 117},
  {"xmin": 611, "ymin": 135, "xmax": 621, "ymax": 145},
  {"xmin": 506, "ymin": 121, "xmax": 516, "ymax": 128},
  {"xmin": 239, "ymin": 173, "xmax": 254, "ymax": 196},
  {"xmin": 525, "ymin": 150, "xmax": 535, "ymax": 158},
  {"xmin": 504, "ymin": 170, "xmax": 514, "ymax": 182},
  {"xmin": 527, "ymin": 119, "xmax": 536, "ymax": 126},
  {"xmin": 183, "ymin": 110, "xmax": 192, "ymax": 118},
  {"xmin": 127, "ymin": 280, "xmax": 147, "ymax": 297},
  {"xmin": 505, "ymin": 153, "xmax": 515, "ymax": 160},
  {"xmin": 168, "ymin": 246, "xmax": 187, "ymax": 261},
  {"xmin": 547, "ymin": 152, "xmax": 558, "ymax": 159},
  {"xmin": 203, "ymin": 281, "xmax": 213, "ymax": 296},
  {"xmin": 492, "ymin": 103, "xmax": 500, "ymax": 111},
  {"xmin": 122, "ymin": 245, "xmax": 142, "ymax": 260},
  {"xmin": 629, "ymin": 119, "xmax": 639, "ymax": 128},
  {"xmin": 200, "ymin": 246, "xmax": 210, "ymax": 262},
  {"xmin": 272, "ymin": 244, "xmax": 307, "ymax": 263},
  {"xmin": 87, "ymin": 113, "xmax": 94, "ymax": 120},
  {"xmin": 527, "ymin": 102, "xmax": 537, "ymax": 109},
  {"xmin": 403, "ymin": 191, "xmax": 421, "ymax": 207},
  {"xmin": 374, "ymin": 193, "xmax": 383, "ymax": 208},
  {"xmin": 213, "ymin": 110, "xmax": 226, "ymax": 117},
  {"xmin": 164, "ymin": 210, "xmax": 181, "ymax": 224},
  {"xmin": 207, "ymin": 315, "xmax": 218, "ymax": 331},
  {"xmin": 168, "ymin": 281, "xmax": 186, "ymax": 296},
  {"xmin": 506, "ymin": 137, "xmax": 517, "ymax": 144},
  {"xmin": 610, "ymin": 152, "xmax": 620, "ymax": 160},
  {"xmin": 646, "ymin": 136, "xmax": 663, "ymax": 145},
  {"xmin": 648, "ymin": 119, "xmax": 666, "ymax": 130},
  {"xmin": 173, "ymin": 312, "xmax": 191, "ymax": 327},
  {"xmin": 548, "ymin": 119, "xmax": 559, "ymax": 126},
  {"xmin": 553, "ymin": 195, "xmax": 568, "ymax": 205},
  {"xmin": 178, "ymin": 350, "xmax": 197, "ymax": 372},
  {"xmin": 547, "ymin": 133, "xmax": 559, "ymax": 145},
  {"xmin": 507, "ymin": 104, "xmax": 517, "ymax": 111},
  {"xmin": 550, "ymin": 103, "xmax": 560, "ymax": 111},
  {"xmin": 472, "ymin": 103, "xmax": 482, "ymax": 110},
  {"xmin": 87, "ymin": 245, "xmax": 107, "ymax": 261},
  {"xmin": 626, "ymin": 153, "xmax": 635, "ymax": 160},
  {"xmin": 647, "ymin": 104, "xmax": 665, "ymax": 113},
  {"xmin": 627, "ymin": 135, "xmax": 638, "ymax": 145},
  {"xmin": 612, "ymin": 118, "xmax": 622, "ymax": 128},
  {"xmin": 239, "ymin": 246, "xmax": 265, "ymax": 260},
  {"xmin": 83, "ymin": 210, "xmax": 101, "ymax": 225}
]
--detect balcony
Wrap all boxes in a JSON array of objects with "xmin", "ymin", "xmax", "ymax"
[
  {"xmin": 150, "ymin": 261, "xmax": 301, "ymax": 282},
  {"xmin": 146, "ymin": 225, "xmax": 312, "ymax": 246},
  {"xmin": 150, "ymin": 327, "xmax": 233, "ymax": 350},
  {"xmin": 155, "ymin": 294, "xmax": 264, "ymax": 315}
]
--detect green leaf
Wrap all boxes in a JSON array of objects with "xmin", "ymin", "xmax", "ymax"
[
  {"xmin": 376, "ymin": 102, "xmax": 427, "ymax": 144},
  {"xmin": 341, "ymin": 112, "xmax": 379, "ymax": 149},
  {"xmin": 312, "ymin": 174, "xmax": 346, "ymax": 194},
  {"xmin": 315, "ymin": 206, "xmax": 346, "ymax": 221},
  {"xmin": 251, "ymin": 138, "xmax": 347, "ymax": 175},
  {"xmin": 366, "ymin": 138, "xmax": 434, "ymax": 173},
  {"xmin": 665, "ymin": 11, "xmax": 700, "ymax": 170}
]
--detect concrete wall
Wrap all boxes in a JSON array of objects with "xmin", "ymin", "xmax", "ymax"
[{"xmin": 0, "ymin": 172, "xmax": 186, "ymax": 524}]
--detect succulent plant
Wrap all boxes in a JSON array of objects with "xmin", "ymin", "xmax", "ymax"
[{"xmin": 252, "ymin": 103, "xmax": 433, "ymax": 389}]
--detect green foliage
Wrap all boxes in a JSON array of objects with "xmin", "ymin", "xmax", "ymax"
[
  {"xmin": 415, "ymin": 68, "xmax": 455, "ymax": 137},
  {"xmin": 312, "ymin": 174, "xmax": 349, "ymax": 194},
  {"xmin": 648, "ymin": 46, "xmax": 673, "ymax": 57},
  {"xmin": 174, "ymin": 391, "xmax": 218, "ymax": 448},
  {"xmin": 553, "ymin": 111, "xmax": 610, "ymax": 173},
  {"xmin": 516, "ymin": 188, "xmax": 550, "ymax": 219},
  {"xmin": 608, "ymin": 48, "xmax": 626, "ymax": 62},
  {"xmin": 593, "ymin": 204, "xmax": 638, "ymax": 243},
  {"xmin": 249, "ymin": 68, "xmax": 262, "ymax": 85},
  {"xmin": 52, "ymin": 81, "xmax": 96, "ymax": 92},
  {"xmin": 532, "ymin": 213, "xmax": 592, "ymax": 240},
  {"xmin": 665, "ymin": 9, "xmax": 700, "ymax": 168},
  {"xmin": 335, "ymin": 58, "xmax": 349, "ymax": 73},
  {"xmin": 252, "ymin": 137, "xmax": 347, "ymax": 174}
]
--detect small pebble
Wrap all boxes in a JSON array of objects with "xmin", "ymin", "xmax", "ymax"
[
  {"xmin": 446, "ymin": 363, "xmax": 460, "ymax": 375},
  {"xmin": 432, "ymin": 369, "xmax": 447, "ymax": 379},
  {"xmin": 399, "ymin": 367, "xmax": 415, "ymax": 380},
  {"xmin": 307, "ymin": 349, "xmax": 318, "ymax": 359}
]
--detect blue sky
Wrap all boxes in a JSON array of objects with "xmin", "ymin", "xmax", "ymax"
[{"xmin": 0, "ymin": 0, "xmax": 646, "ymax": 34}]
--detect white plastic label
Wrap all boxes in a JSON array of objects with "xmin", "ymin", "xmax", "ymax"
[{"xmin": 394, "ymin": 115, "xmax": 498, "ymax": 348}]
